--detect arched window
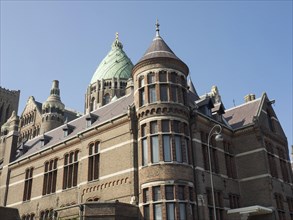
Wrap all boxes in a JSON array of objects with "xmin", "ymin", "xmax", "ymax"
[
  {"xmin": 42, "ymin": 159, "xmax": 58, "ymax": 195},
  {"xmin": 90, "ymin": 97, "xmax": 96, "ymax": 112},
  {"xmin": 104, "ymin": 94, "xmax": 110, "ymax": 105},
  {"xmin": 88, "ymin": 141, "xmax": 100, "ymax": 181},
  {"xmin": 23, "ymin": 167, "xmax": 34, "ymax": 201},
  {"xmin": 63, "ymin": 150, "xmax": 79, "ymax": 189}
]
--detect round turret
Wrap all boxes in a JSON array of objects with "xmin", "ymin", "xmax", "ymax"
[
  {"xmin": 40, "ymin": 80, "xmax": 65, "ymax": 134},
  {"xmin": 133, "ymin": 21, "xmax": 194, "ymax": 220}
]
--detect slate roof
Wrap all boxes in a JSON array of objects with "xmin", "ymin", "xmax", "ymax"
[
  {"xmin": 224, "ymin": 98, "xmax": 261, "ymax": 129},
  {"xmin": 35, "ymin": 101, "xmax": 42, "ymax": 112},
  {"xmin": 138, "ymin": 35, "xmax": 181, "ymax": 63},
  {"xmin": 15, "ymin": 92, "xmax": 134, "ymax": 161}
]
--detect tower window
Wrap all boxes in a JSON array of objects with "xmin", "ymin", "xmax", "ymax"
[
  {"xmin": 90, "ymin": 97, "xmax": 96, "ymax": 112},
  {"xmin": 139, "ymin": 88, "xmax": 145, "ymax": 107},
  {"xmin": 148, "ymin": 85, "xmax": 157, "ymax": 103},
  {"xmin": 154, "ymin": 204, "xmax": 162, "ymax": 220},
  {"xmin": 144, "ymin": 205, "xmax": 150, "ymax": 220},
  {"xmin": 171, "ymin": 86, "xmax": 177, "ymax": 102},
  {"xmin": 153, "ymin": 186, "xmax": 161, "ymax": 201},
  {"xmin": 165, "ymin": 185, "xmax": 174, "ymax": 200},
  {"xmin": 104, "ymin": 94, "xmax": 110, "ymax": 105},
  {"xmin": 170, "ymin": 72, "xmax": 177, "ymax": 83},
  {"xmin": 151, "ymin": 135, "xmax": 159, "ymax": 163},
  {"xmin": 163, "ymin": 135, "xmax": 171, "ymax": 161},
  {"xmin": 148, "ymin": 73, "xmax": 156, "ymax": 84},
  {"xmin": 159, "ymin": 71, "xmax": 167, "ymax": 82},
  {"xmin": 143, "ymin": 188, "xmax": 150, "ymax": 203},
  {"xmin": 150, "ymin": 121, "xmax": 158, "ymax": 134},
  {"xmin": 142, "ymin": 138, "xmax": 148, "ymax": 166},
  {"xmin": 162, "ymin": 120, "xmax": 170, "ymax": 132},
  {"xmin": 160, "ymin": 85, "xmax": 168, "ymax": 101},
  {"xmin": 139, "ymin": 76, "xmax": 145, "ymax": 88}
]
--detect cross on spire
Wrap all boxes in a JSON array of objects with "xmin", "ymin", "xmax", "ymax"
[{"xmin": 155, "ymin": 18, "xmax": 160, "ymax": 37}]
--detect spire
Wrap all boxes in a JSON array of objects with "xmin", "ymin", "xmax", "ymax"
[
  {"xmin": 50, "ymin": 80, "xmax": 60, "ymax": 96},
  {"xmin": 47, "ymin": 80, "xmax": 62, "ymax": 102},
  {"xmin": 43, "ymin": 80, "xmax": 64, "ymax": 109},
  {"xmin": 135, "ymin": 21, "xmax": 189, "ymax": 75},
  {"xmin": 155, "ymin": 18, "xmax": 160, "ymax": 37},
  {"xmin": 188, "ymin": 78, "xmax": 196, "ymax": 94},
  {"xmin": 188, "ymin": 77, "xmax": 199, "ymax": 99}
]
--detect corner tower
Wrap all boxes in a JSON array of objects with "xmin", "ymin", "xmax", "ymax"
[
  {"xmin": 40, "ymin": 80, "xmax": 65, "ymax": 134},
  {"xmin": 133, "ymin": 21, "xmax": 195, "ymax": 219},
  {"xmin": 85, "ymin": 33, "xmax": 133, "ymax": 113}
]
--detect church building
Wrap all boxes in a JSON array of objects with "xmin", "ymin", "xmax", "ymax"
[{"xmin": 0, "ymin": 22, "xmax": 292, "ymax": 220}]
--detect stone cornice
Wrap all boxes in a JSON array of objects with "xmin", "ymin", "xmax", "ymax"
[{"xmin": 132, "ymin": 57, "xmax": 189, "ymax": 77}]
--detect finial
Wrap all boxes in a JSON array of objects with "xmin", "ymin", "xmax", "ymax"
[
  {"xmin": 155, "ymin": 18, "xmax": 160, "ymax": 37},
  {"xmin": 112, "ymin": 32, "xmax": 123, "ymax": 49},
  {"xmin": 116, "ymin": 32, "xmax": 119, "ymax": 41}
]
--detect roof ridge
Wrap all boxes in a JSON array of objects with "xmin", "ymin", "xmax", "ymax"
[{"xmin": 225, "ymin": 97, "xmax": 261, "ymax": 112}]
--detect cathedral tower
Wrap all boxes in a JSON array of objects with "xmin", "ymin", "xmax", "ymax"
[
  {"xmin": 133, "ymin": 21, "xmax": 195, "ymax": 219},
  {"xmin": 40, "ymin": 80, "xmax": 65, "ymax": 134},
  {"xmin": 85, "ymin": 33, "xmax": 133, "ymax": 113}
]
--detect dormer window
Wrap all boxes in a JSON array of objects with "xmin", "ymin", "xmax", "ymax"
[
  {"xmin": 40, "ymin": 135, "xmax": 51, "ymax": 147},
  {"xmin": 62, "ymin": 124, "xmax": 75, "ymax": 137},
  {"xmin": 204, "ymin": 106, "xmax": 212, "ymax": 117},
  {"xmin": 86, "ymin": 113, "xmax": 98, "ymax": 128}
]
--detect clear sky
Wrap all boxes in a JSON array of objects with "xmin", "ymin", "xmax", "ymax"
[{"xmin": 1, "ymin": 1, "xmax": 292, "ymax": 154}]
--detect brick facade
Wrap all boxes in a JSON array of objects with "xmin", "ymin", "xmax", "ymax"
[{"xmin": 0, "ymin": 26, "xmax": 292, "ymax": 220}]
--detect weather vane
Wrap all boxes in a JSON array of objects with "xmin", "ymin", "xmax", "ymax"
[{"xmin": 155, "ymin": 18, "xmax": 160, "ymax": 37}]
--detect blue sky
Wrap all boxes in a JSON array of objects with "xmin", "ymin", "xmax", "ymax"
[{"xmin": 1, "ymin": 1, "xmax": 292, "ymax": 154}]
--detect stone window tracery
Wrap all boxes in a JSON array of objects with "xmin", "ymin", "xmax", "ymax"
[
  {"xmin": 63, "ymin": 150, "xmax": 79, "ymax": 189},
  {"xmin": 224, "ymin": 142, "xmax": 237, "ymax": 179},
  {"xmin": 141, "ymin": 119, "xmax": 189, "ymax": 166},
  {"xmin": 88, "ymin": 141, "xmax": 100, "ymax": 181},
  {"xmin": 21, "ymin": 213, "xmax": 35, "ymax": 220},
  {"xmin": 42, "ymin": 158, "xmax": 58, "ymax": 195},
  {"xmin": 142, "ymin": 184, "xmax": 192, "ymax": 220},
  {"xmin": 206, "ymin": 188, "xmax": 224, "ymax": 220}
]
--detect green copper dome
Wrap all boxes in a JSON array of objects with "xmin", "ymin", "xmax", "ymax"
[{"xmin": 90, "ymin": 34, "xmax": 133, "ymax": 84}]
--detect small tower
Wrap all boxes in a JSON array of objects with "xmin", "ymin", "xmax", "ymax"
[
  {"xmin": 40, "ymin": 80, "xmax": 65, "ymax": 134},
  {"xmin": 133, "ymin": 21, "xmax": 194, "ymax": 219}
]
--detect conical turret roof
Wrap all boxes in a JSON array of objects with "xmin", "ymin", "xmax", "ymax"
[
  {"xmin": 138, "ymin": 34, "xmax": 180, "ymax": 62},
  {"xmin": 91, "ymin": 33, "xmax": 133, "ymax": 84},
  {"xmin": 135, "ymin": 20, "xmax": 189, "ymax": 75}
]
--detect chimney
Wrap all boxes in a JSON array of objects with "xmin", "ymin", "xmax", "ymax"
[{"xmin": 244, "ymin": 94, "xmax": 256, "ymax": 103}]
